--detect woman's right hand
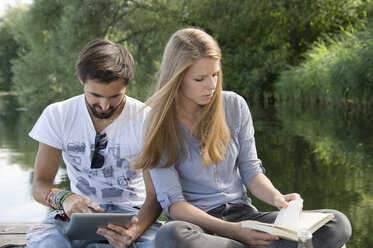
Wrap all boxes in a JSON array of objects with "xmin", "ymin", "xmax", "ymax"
[{"xmin": 231, "ymin": 222, "xmax": 279, "ymax": 248}]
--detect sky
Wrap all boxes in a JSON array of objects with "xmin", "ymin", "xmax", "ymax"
[{"xmin": 0, "ymin": 0, "xmax": 33, "ymax": 18}]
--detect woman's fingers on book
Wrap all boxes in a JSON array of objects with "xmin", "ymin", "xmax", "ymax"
[
  {"xmin": 250, "ymin": 229, "xmax": 279, "ymax": 246},
  {"xmin": 273, "ymin": 195, "xmax": 289, "ymax": 209},
  {"xmin": 284, "ymin": 193, "xmax": 302, "ymax": 202}
]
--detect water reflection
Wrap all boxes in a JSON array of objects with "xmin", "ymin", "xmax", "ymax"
[
  {"xmin": 0, "ymin": 94, "xmax": 372, "ymax": 247},
  {"xmin": 250, "ymin": 103, "xmax": 373, "ymax": 247},
  {"xmin": 0, "ymin": 94, "xmax": 69, "ymax": 222}
]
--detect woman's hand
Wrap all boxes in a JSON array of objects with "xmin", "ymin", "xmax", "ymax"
[
  {"xmin": 96, "ymin": 217, "xmax": 139, "ymax": 248},
  {"xmin": 232, "ymin": 222, "xmax": 279, "ymax": 248},
  {"xmin": 273, "ymin": 193, "xmax": 302, "ymax": 210}
]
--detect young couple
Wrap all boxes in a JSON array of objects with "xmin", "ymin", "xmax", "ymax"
[{"xmin": 27, "ymin": 28, "xmax": 351, "ymax": 248}]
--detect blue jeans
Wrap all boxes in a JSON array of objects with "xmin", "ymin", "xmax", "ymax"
[{"xmin": 26, "ymin": 203, "xmax": 162, "ymax": 248}]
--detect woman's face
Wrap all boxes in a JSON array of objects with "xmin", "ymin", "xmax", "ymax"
[{"xmin": 179, "ymin": 57, "xmax": 220, "ymax": 108}]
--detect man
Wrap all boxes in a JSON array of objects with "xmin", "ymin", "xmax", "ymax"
[{"xmin": 26, "ymin": 39, "xmax": 162, "ymax": 248}]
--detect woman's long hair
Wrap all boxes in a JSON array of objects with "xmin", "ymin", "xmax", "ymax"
[{"xmin": 133, "ymin": 28, "xmax": 230, "ymax": 170}]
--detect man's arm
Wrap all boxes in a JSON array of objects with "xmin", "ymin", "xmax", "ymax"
[
  {"xmin": 32, "ymin": 142, "xmax": 63, "ymax": 204},
  {"xmin": 134, "ymin": 169, "xmax": 162, "ymax": 238},
  {"xmin": 32, "ymin": 142, "xmax": 103, "ymax": 216}
]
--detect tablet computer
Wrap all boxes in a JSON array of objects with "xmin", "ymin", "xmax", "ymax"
[{"xmin": 66, "ymin": 213, "xmax": 134, "ymax": 240}]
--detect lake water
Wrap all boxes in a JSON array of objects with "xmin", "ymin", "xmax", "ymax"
[{"xmin": 0, "ymin": 94, "xmax": 372, "ymax": 247}]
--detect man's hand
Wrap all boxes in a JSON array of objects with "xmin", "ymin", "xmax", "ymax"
[
  {"xmin": 97, "ymin": 217, "xmax": 139, "ymax": 248},
  {"xmin": 62, "ymin": 194, "xmax": 104, "ymax": 217}
]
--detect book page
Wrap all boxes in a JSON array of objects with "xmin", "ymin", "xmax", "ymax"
[
  {"xmin": 299, "ymin": 212, "xmax": 333, "ymax": 232},
  {"xmin": 274, "ymin": 199, "xmax": 303, "ymax": 230},
  {"xmin": 241, "ymin": 221, "xmax": 275, "ymax": 235},
  {"xmin": 241, "ymin": 201, "xmax": 334, "ymax": 241}
]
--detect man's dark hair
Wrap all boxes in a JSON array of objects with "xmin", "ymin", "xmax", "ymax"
[{"xmin": 76, "ymin": 39, "xmax": 135, "ymax": 85}]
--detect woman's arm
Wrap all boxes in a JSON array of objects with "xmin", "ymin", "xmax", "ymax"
[
  {"xmin": 230, "ymin": 94, "xmax": 301, "ymax": 209},
  {"xmin": 169, "ymin": 201, "xmax": 279, "ymax": 246},
  {"xmin": 246, "ymin": 172, "xmax": 301, "ymax": 209}
]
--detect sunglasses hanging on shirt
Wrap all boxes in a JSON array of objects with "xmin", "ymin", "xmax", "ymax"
[{"xmin": 91, "ymin": 132, "xmax": 108, "ymax": 169}]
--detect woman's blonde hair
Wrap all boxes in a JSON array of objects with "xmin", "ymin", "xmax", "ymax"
[{"xmin": 133, "ymin": 27, "xmax": 230, "ymax": 170}]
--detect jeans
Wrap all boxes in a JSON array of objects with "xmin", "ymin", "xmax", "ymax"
[
  {"xmin": 154, "ymin": 203, "xmax": 351, "ymax": 248},
  {"xmin": 26, "ymin": 203, "xmax": 162, "ymax": 248}
]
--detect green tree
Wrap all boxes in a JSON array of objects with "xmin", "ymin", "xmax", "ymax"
[
  {"xmin": 9, "ymin": 0, "xmax": 187, "ymax": 112},
  {"xmin": 2, "ymin": 0, "xmax": 371, "ymax": 111},
  {"xmin": 186, "ymin": 0, "xmax": 370, "ymax": 101},
  {"xmin": 0, "ymin": 12, "xmax": 22, "ymax": 91},
  {"xmin": 275, "ymin": 25, "xmax": 373, "ymax": 106}
]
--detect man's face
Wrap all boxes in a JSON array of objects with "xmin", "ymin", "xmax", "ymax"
[{"xmin": 83, "ymin": 78, "xmax": 127, "ymax": 119}]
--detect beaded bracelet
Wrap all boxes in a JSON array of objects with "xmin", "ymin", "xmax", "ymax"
[{"xmin": 45, "ymin": 188, "xmax": 74, "ymax": 210}]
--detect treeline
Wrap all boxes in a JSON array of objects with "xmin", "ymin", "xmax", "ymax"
[
  {"xmin": 276, "ymin": 25, "xmax": 373, "ymax": 106},
  {"xmin": 0, "ymin": 0, "xmax": 371, "ymax": 112}
]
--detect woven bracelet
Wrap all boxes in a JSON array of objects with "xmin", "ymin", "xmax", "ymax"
[{"xmin": 45, "ymin": 188, "xmax": 74, "ymax": 210}]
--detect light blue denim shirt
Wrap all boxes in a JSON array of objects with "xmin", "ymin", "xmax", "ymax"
[{"xmin": 149, "ymin": 91, "xmax": 265, "ymax": 217}]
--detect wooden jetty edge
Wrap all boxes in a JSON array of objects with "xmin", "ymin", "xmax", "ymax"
[
  {"xmin": 0, "ymin": 222, "xmax": 347, "ymax": 247},
  {"xmin": 0, "ymin": 223, "xmax": 34, "ymax": 247}
]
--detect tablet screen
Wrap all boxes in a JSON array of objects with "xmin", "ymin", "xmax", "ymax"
[{"xmin": 66, "ymin": 213, "xmax": 134, "ymax": 240}]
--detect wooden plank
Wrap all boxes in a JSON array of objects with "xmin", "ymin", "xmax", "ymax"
[{"xmin": 0, "ymin": 223, "xmax": 34, "ymax": 247}]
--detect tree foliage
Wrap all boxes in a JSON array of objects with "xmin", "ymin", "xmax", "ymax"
[
  {"xmin": 185, "ymin": 0, "xmax": 370, "ymax": 101},
  {"xmin": 275, "ymin": 25, "xmax": 373, "ymax": 106},
  {"xmin": 0, "ymin": 21, "xmax": 16, "ymax": 91},
  {"xmin": 0, "ymin": 0, "xmax": 371, "ymax": 111},
  {"xmin": 0, "ymin": 8, "xmax": 24, "ymax": 91}
]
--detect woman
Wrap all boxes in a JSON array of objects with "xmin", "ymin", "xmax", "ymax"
[{"xmin": 134, "ymin": 27, "xmax": 351, "ymax": 248}]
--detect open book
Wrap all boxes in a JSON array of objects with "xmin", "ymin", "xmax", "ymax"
[{"xmin": 241, "ymin": 200, "xmax": 334, "ymax": 241}]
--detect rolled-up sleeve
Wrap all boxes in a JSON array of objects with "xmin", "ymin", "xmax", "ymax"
[
  {"xmin": 233, "ymin": 94, "xmax": 266, "ymax": 185},
  {"xmin": 149, "ymin": 166, "xmax": 185, "ymax": 217}
]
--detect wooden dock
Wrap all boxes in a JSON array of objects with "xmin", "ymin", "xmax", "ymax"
[
  {"xmin": 0, "ymin": 222, "xmax": 347, "ymax": 247},
  {"xmin": 0, "ymin": 223, "xmax": 33, "ymax": 247}
]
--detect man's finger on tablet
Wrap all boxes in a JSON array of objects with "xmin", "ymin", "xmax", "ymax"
[{"xmin": 85, "ymin": 198, "xmax": 104, "ymax": 212}]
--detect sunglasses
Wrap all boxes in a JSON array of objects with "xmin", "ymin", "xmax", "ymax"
[{"xmin": 91, "ymin": 132, "xmax": 108, "ymax": 169}]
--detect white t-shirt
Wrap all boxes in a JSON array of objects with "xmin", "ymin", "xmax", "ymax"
[{"xmin": 29, "ymin": 94, "xmax": 147, "ymax": 207}]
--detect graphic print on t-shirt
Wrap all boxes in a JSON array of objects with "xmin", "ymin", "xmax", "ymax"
[
  {"xmin": 76, "ymin": 177, "xmax": 97, "ymax": 196},
  {"xmin": 67, "ymin": 142, "xmax": 86, "ymax": 172},
  {"xmin": 109, "ymin": 144, "xmax": 128, "ymax": 168},
  {"xmin": 102, "ymin": 166, "xmax": 114, "ymax": 178},
  {"xmin": 70, "ymin": 155, "xmax": 81, "ymax": 166},
  {"xmin": 67, "ymin": 142, "xmax": 86, "ymax": 153},
  {"xmin": 102, "ymin": 187, "xmax": 123, "ymax": 198},
  {"xmin": 83, "ymin": 167, "xmax": 98, "ymax": 177},
  {"xmin": 66, "ymin": 142, "xmax": 140, "ymax": 200}
]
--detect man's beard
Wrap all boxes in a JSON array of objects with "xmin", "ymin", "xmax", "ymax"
[{"xmin": 85, "ymin": 98, "xmax": 122, "ymax": 119}]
